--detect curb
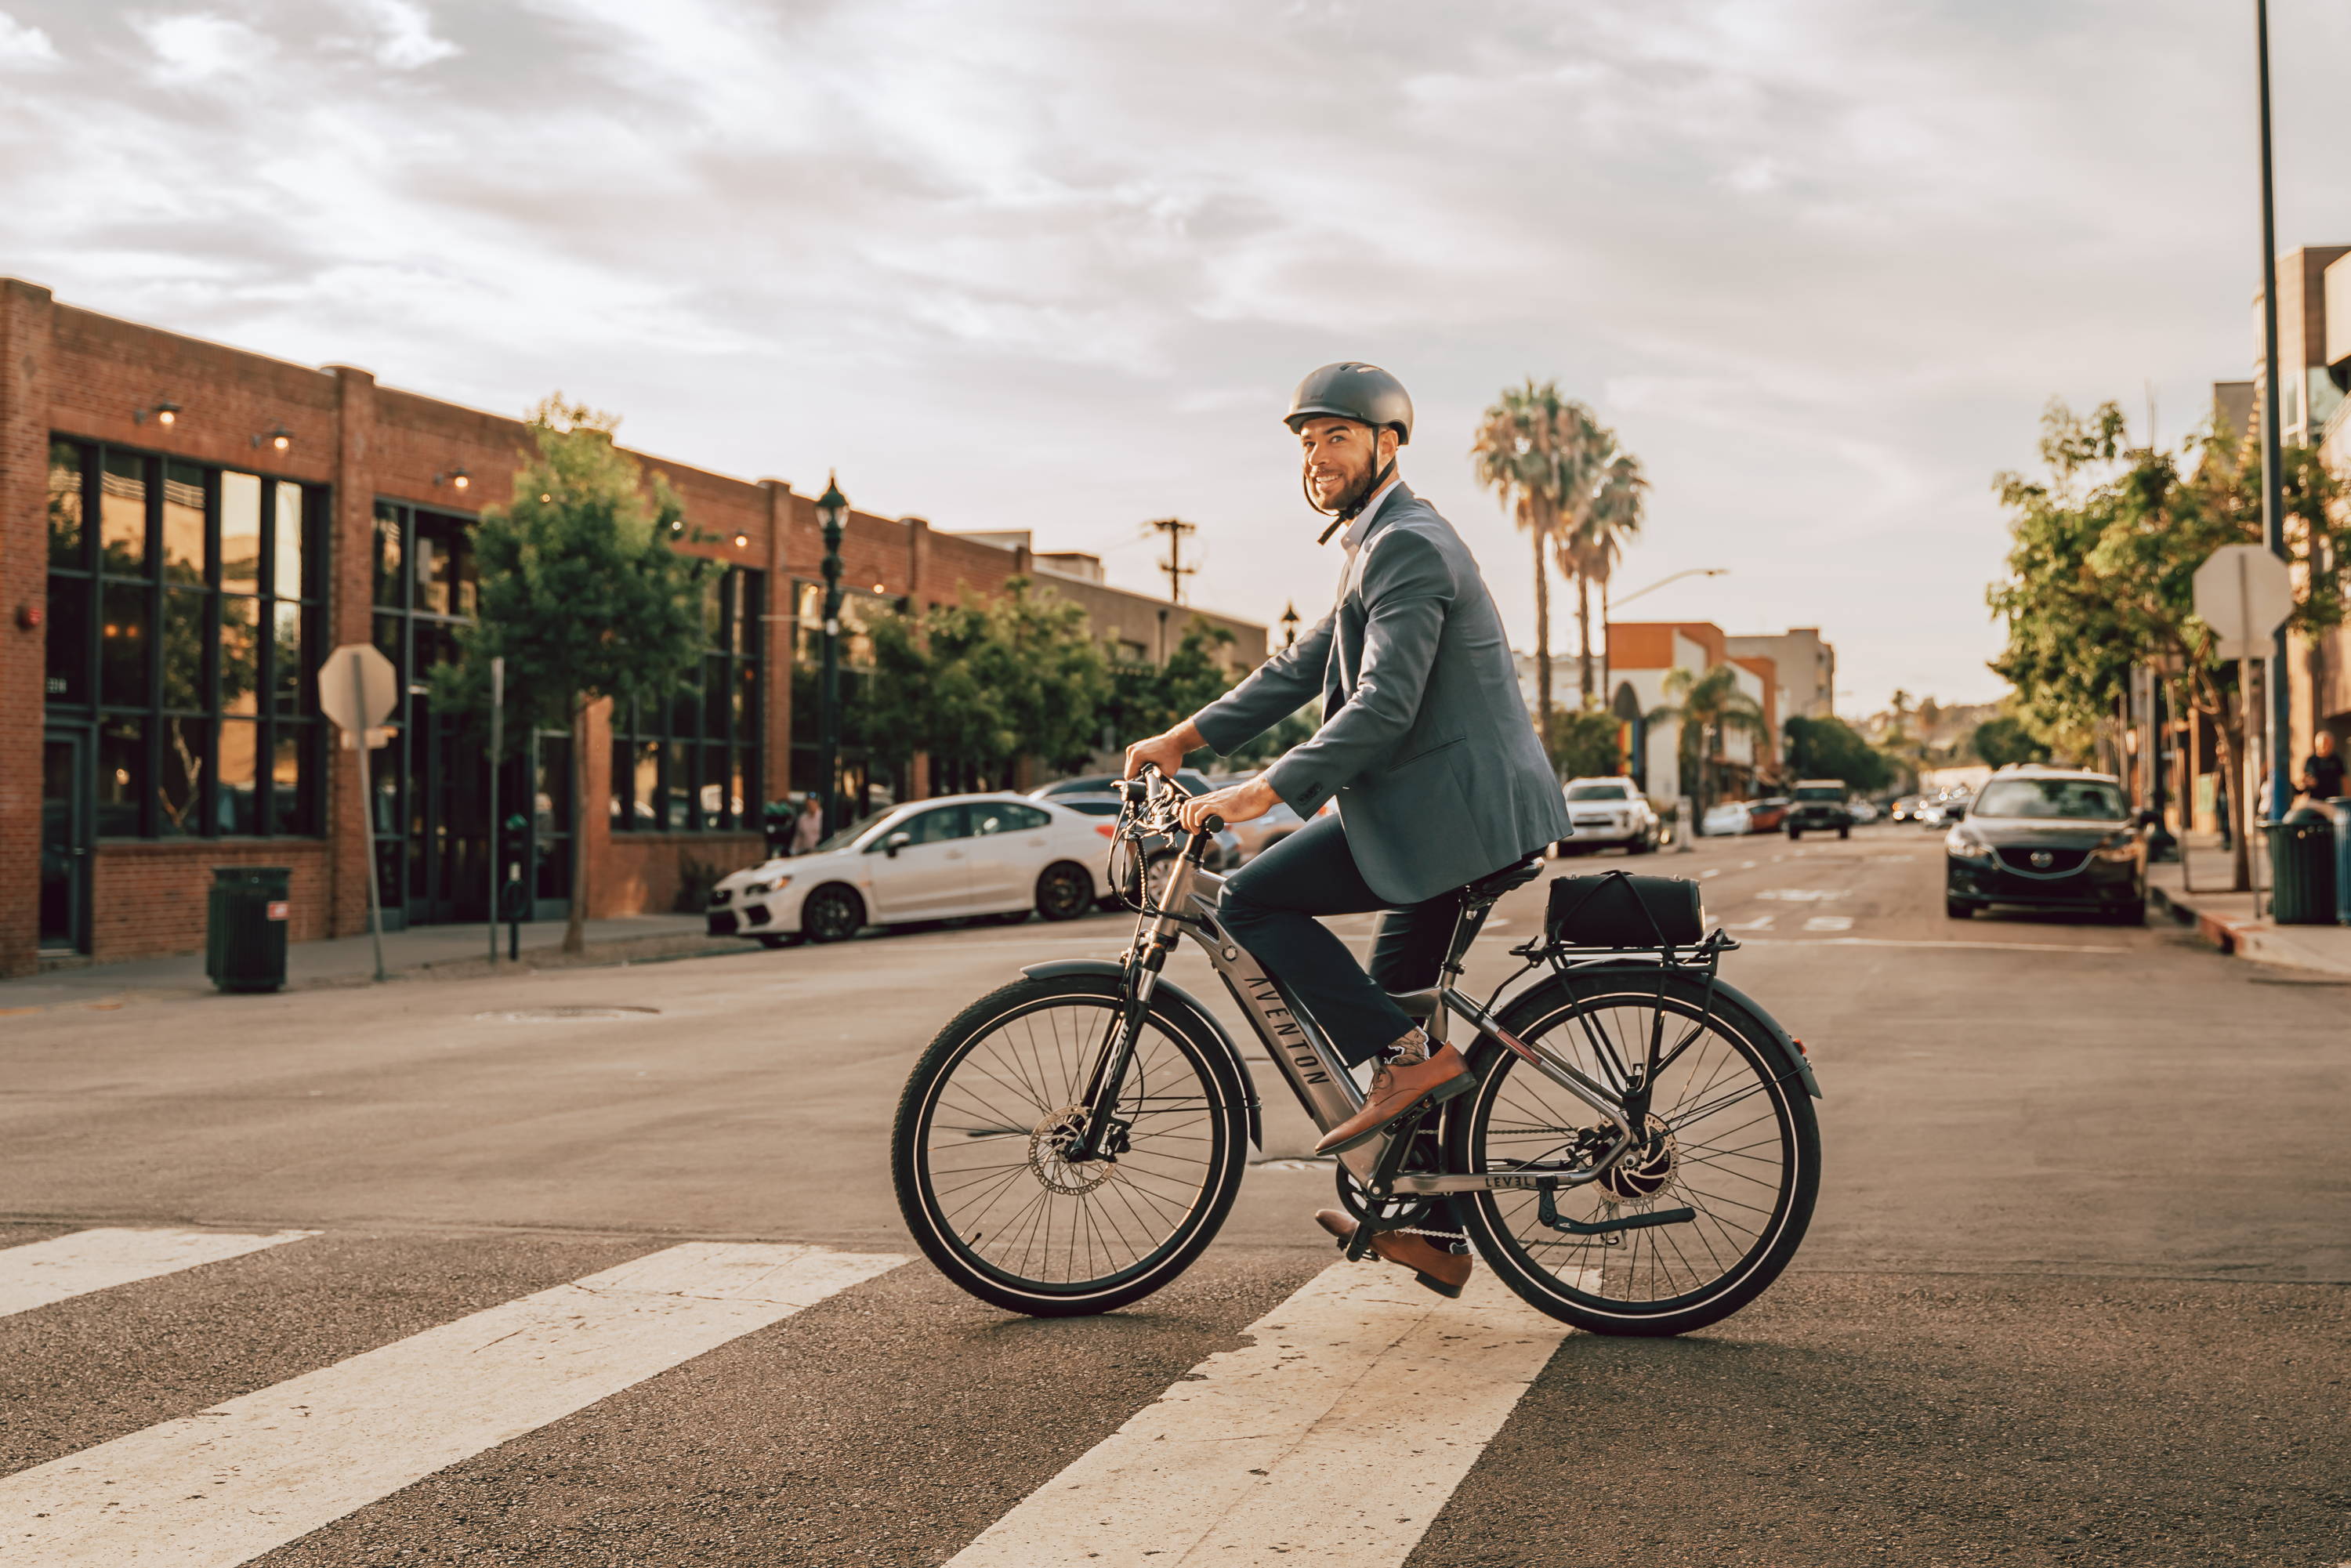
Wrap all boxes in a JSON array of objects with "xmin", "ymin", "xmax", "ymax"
[{"xmin": 2148, "ymin": 883, "xmax": 2351, "ymax": 978}]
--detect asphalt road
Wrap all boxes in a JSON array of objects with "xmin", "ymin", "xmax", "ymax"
[{"xmin": 1, "ymin": 824, "xmax": 2344, "ymax": 1566}]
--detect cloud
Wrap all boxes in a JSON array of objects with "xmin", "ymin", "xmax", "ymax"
[
  {"xmin": 2, "ymin": 0, "xmax": 2342, "ymax": 708},
  {"xmin": 0, "ymin": 8, "xmax": 58, "ymax": 67},
  {"xmin": 343, "ymin": 0, "xmax": 457, "ymax": 70},
  {"xmin": 133, "ymin": 11, "xmax": 275, "ymax": 85}
]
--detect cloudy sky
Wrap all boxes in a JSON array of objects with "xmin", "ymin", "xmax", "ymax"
[{"xmin": 6, "ymin": 1, "xmax": 2350, "ymax": 712}]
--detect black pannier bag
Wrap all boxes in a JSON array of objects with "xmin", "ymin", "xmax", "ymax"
[{"xmin": 1545, "ymin": 871, "xmax": 1708, "ymax": 948}]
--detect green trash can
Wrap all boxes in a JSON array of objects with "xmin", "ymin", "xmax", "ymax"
[
  {"xmin": 206, "ymin": 866, "xmax": 292, "ymax": 993},
  {"xmin": 2265, "ymin": 815, "xmax": 2337, "ymax": 925}
]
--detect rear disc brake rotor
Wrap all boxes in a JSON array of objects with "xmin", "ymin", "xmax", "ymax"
[{"xmin": 1595, "ymin": 1113, "xmax": 1675, "ymax": 1202}]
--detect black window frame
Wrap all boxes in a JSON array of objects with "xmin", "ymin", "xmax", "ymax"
[
  {"xmin": 610, "ymin": 566, "xmax": 765, "ymax": 834},
  {"xmin": 42, "ymin": 436, "xmax": 326, "ymax": 839}
]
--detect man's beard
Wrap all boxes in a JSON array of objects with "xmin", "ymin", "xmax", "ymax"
[{"xmin": 1312, "ymin": 459, "xmax": 1379, "ymax": 519}]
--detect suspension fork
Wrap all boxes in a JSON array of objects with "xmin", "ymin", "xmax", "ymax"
[{"xmin": 1067, "ymin": 827, "xmax": 1214, "ymax": 1162}]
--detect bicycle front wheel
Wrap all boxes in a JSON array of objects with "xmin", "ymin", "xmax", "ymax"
[
  {"xmin": 1445, "ymin": 970, "xmax": 1819, "ymax": 1337},
  {"xmin": 892, "ymin": 975, "xmax": 1248, "ymax": 1316}
]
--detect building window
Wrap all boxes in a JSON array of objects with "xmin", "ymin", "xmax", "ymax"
[
  {"xmin": 43, "ymin": 438, "xmax": 324, "ymax": 838},
  {"xmin": 610, "ymin": 567, "xmax": 763, "ymax": 832}
]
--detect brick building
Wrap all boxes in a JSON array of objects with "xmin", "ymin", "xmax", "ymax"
[{"xmin": 0, "ymin": 281, "xmax": 1260, "ymax": 974}]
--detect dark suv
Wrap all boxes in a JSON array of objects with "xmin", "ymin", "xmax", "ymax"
[
  {"xmin": 1943, "ymin": 767, "xmax": 2143, "ymax": 923},
  {"xmin": 1784, "ymin": 780, "xmax": 1853, "ymax": 840}
]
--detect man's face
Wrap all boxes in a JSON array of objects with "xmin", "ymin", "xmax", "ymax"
[
  {"xmin": 1298, "ymin": 417, "xmax": 1395, "ymax": 512},
  {"xmin": 2319, "ymin": 733, "xmax": 2338, "ymax": 757}
]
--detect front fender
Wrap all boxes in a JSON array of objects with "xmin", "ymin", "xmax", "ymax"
[{"xmin": 1020, "ymin": 959, "xmax": 1262, "ymax": 1148}]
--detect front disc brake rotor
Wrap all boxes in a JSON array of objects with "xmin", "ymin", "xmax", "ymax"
[{"xmin": 1030, "ymin": 1106, "xmax": 1115, "ymax": 1196}]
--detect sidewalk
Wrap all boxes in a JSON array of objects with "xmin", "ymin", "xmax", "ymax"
[
  {"xmin": 0, "ymin": 911, "xmax": 744, "ymax": 1011},
  {"xmin": 2146, "ymin": 837, "xmax": 2351, "ymax": 979}
]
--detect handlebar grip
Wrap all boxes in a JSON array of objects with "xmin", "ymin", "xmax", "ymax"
[{"xmin": 1200, "ymin": 813, "xmax": 1224, "ymax": 837}]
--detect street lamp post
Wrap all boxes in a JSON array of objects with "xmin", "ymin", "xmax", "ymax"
[
  {"xmin": 2255, "ymin": 0, "xmax": 2292, "ymax": 824},
  {"xmin": 1280, "ymin": 602, "xmax": 1299, "ymax": 650},
  {"xmin": 815, "ymin": 473, "xmax": 848, "ymax": 835},
  {"xmin": 1603, "ymin": 567, "xmax": 1728, "ymax": 707}
]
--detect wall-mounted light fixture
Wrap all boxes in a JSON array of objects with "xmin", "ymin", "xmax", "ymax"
[
  {"xmin": 733, "ymin": 531, "xmax": 751, "ymax": 549},
  {"xmin": 253, "ymin": 424, "xmax": 294, "ymax": 452},
  {"xmin": 133, "ymin": 397, "xmax": 183, "ymax": 428},
  {"xmin": 433, "ymin": 466, "xmax": 471, "ymax": 491}
]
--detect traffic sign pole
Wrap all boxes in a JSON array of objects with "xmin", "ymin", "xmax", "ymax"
[
  {"xmin": 351, "ymin": 654, "xmax": 389, "ymax": 983},
  {"xmin": 487, "ymin": 657, "xmax": 503, "ymax": 969}
]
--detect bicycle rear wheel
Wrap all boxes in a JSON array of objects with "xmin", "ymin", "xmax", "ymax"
[
  {"xmin": 892, "ymin": 975, "xmax": 1248, "ymax": 1316},
  {"xmin": 1445, "ymin": 970, "xmax": 1818, "ymax": 1337}
]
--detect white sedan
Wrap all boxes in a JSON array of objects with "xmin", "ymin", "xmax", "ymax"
[
  {"xmin": 705, "ymin": 793, "xmax": 1113, "ymax": 947},
  {"xmin": 1556, "ymin": 777, "xmax": 1662, "ymax": 855}
]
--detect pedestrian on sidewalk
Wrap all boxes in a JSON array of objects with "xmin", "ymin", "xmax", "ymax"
[
  {"xmin": 790, "ymin": 795, "xmax": 824, "ymax": 856},
  {"xmin": 2298, "ymin": 732, "xmax": 2345, "ymax": 805}
]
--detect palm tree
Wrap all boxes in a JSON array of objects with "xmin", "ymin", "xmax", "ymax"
[
  {"xmin": 1648, "ymin": 663, "xmax": 1766, "ymax": 826},
  {"xmin": 1558, "ymin": 451, "xmax": 1647, "ymax": 706},
  {"xmin": 1473, "ymin": 381, "xmax": 1603, "ymax": 758}
]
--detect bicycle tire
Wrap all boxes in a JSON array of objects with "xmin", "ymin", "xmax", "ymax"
[
  {"xmin": 1444, "ymin": 969, "xmax": 1819, "ymax": 1337},
  {"xmin": 892, "ymin": 975, "xmax": 1248, "ymax": 1316}
]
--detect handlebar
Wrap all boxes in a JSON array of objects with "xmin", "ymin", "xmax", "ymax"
[{"xmin": 1120, "ymin": 763, "xmax": 1223, "ymax": 840}]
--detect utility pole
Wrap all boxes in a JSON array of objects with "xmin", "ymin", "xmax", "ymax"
[{"xmin": 1147, "ymin": 517, "xmax": 1197, "ymax": 605}]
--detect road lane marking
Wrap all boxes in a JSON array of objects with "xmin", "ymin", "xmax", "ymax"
[
  {"xmin": 1723, "ymin": 915, "xmax": 1776, "ymax": 931},
  {"xmin": 0, "ymin": 1228, "xmax": 317, "ymax": 1319},
  {"xmin": 1755, "ymin": 889, "xmax": 1843, "ymax": 901},
  {"xmin": 1802, "ymin": 915, "xmax": 1854, "ymax": 932},
  {"xmin": 945, "ymin": 1261, "xmax": 1577, "ymax": 1568},
  {"xmin": 0, "ymin": 1242, "xmax": 904, "ymax": 1567}
]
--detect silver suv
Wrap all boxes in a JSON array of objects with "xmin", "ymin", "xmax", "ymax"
[{"xmin": 1558, "ymin": 777, "xmax": 1662, "ymax": 856}]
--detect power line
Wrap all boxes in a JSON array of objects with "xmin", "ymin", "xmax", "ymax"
[{"xmin": 1146, "ymin": 517, "xmax": 1197, "ymax": 604}]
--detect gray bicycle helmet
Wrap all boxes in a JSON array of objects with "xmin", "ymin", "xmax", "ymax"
[{"xmin": 1284, "ymin": 361, "xmax": 1414, "ymax": 444}]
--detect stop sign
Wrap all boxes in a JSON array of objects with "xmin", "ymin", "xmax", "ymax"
[
  {"xmin": 2190, "ymin": 545, "xmax": 2293, "ymax": 661},
  {"xmin": 317, "ymin": 643, "xmax": 399, "ymax": 743}
]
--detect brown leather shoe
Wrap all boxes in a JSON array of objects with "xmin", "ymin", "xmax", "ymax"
[
  {"xmin": 1314, "ymin": 1208, "xmax": 1473, "ymax": 1298},
  {"xmin": 1313, "ymin": 1044, "xmax": 1476, "ymax": 1155}
]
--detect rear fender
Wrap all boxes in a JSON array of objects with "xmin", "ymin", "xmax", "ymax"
[{"xmin": 1020, "ymin": 959, "xmax": 1263, "ymax": 1148}]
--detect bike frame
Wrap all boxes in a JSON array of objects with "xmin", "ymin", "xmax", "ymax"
[{"xmin": 1084, "ymin": 821, "xmax": 1651, "ymax": 1200}]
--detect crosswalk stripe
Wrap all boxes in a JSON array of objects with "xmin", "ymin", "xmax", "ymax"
[
  {"xmin": 0, "ymin": 1228, "xmax": 318, "ymax": 1318},
  {"xmin": 0, "ymin": 1241, "xmax": 905, "ymax": 1567},
  {"xmin": 946, "ymin": 1260, "xmax": 1580, "ymax": 1567}
]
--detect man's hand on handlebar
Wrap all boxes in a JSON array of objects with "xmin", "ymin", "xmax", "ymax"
[
  {"xmin": 1179, "ymin": 776, "xmax": 1277, "ymax": 833},
  {"xmin": 1123, "ymin": 722, "xmax": 1203, "ymax": 783}
]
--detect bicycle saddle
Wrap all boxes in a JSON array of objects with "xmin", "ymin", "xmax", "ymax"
[{"xmin": 1461, "ymin": 854, "xmax": 1545, "ymax": 904}]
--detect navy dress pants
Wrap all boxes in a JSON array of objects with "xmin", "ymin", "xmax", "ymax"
[{"xmin": 1217, "ymin": 813, "xmax": 1496, "ymax": 1068}]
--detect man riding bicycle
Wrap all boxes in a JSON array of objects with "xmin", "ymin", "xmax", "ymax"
[{"xmin": 1124, "ymin": 362, "xmax": 1570, "ymax": 1297}]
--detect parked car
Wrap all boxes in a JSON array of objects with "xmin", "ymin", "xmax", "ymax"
[
  {"xmin": 1745, "ymin": 797, "xmax": 1791, "ymax": 834},
  {"xmin": 1917, "ymin": 788, "xmax": 1972, "ymax": 828},
  {"xmin": 1943, "ymin": 769, "xmax": 2144, "ymax": 923},
  {"xmin": 1784, "ymin": 780, "xmax": 1855, "ymax": 840},
  {"xmin": 1027, "ymin": 772, "xmax": 1241, "ymax": 893},
  {"xmin": 1889, "ymin": 795, "xmax": 1923, "ymax": 823},
  {"xmin": 1556, "ymin": 777, "xmax": 1661, "ymax": 856},
  {"xmin": 705, "ymin": 793, "xmax": 1112, "ymax": 947},
  {"xmin": 1701, "ymin": 799, "xmax": 1754, "ymax": 837},
  {"xmin": 1849, "ymin": 798, "xmax": 1882, "ymax": 824},
  {"xmin": 1201, "ymin": 771, "xmax": 1317, "ymax": 864}
]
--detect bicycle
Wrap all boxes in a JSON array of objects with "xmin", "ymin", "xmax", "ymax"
[{"xmin": 890, "ymin": 764, "xmax": 1823, "ymax": 1335}]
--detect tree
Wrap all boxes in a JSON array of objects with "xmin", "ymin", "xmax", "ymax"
[
  {"xmin": 1473, "ymin": 381, "xmax": 1605, "ymax": 758},
  {"xmin": 1969, "ymin": 715, "xmax": 2049, "ymax": 770},
  {"xmin": 1782, "ymin": 715, "xmax": 1893, "ymax": 794},
  {"xmin": 435, "ymin": 397, "xmax": 711, "ymax": 954},
  {"xmin": 1560, "ymin": 451, "xmax": 1647, "ymax": 705},
  {"xmin": 1545, "ymin": 705, "xmax": 1626, "ymax": 781},
  {"xmin": 1988, "ymin": 399, "xmax": 2349, "ymax": 889},
  {"xmin": 1648, "ymin": 664, "xmax": 1766, "ymax": 819},
  {"xmin": 865, "ymin": 580, "xmax": 1115, "ymax": 788}
]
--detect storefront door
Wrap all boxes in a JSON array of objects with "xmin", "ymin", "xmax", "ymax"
[{"xmin": 40, "ymin": 730, "xmax": 91, "ymax": 954}]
